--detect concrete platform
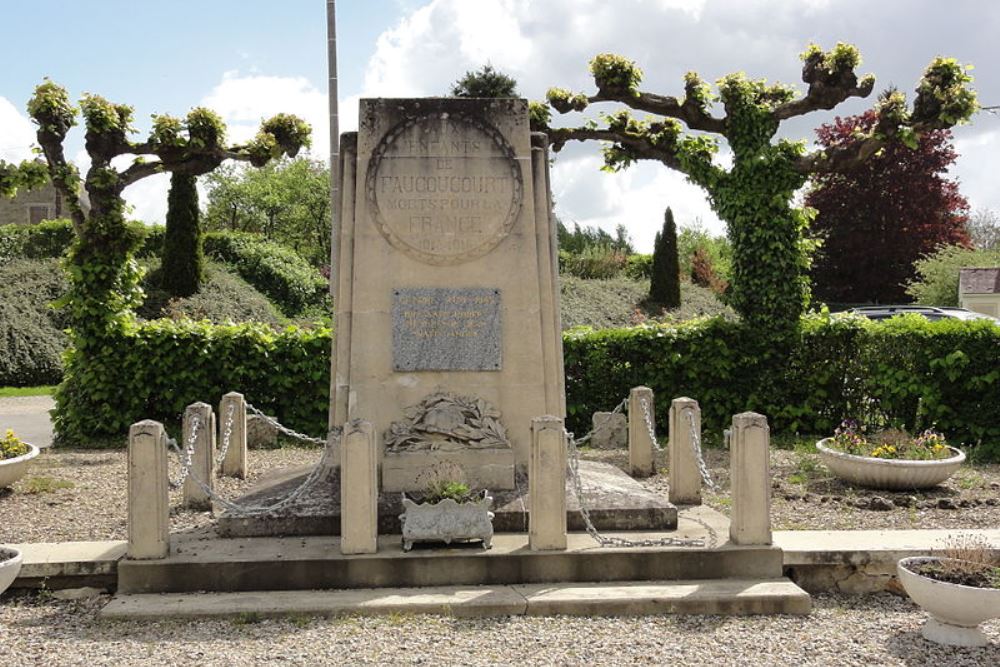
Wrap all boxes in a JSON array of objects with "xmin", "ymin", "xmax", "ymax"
[
  {"xmin": 217, "ymin": 460, "xmax": 677, "ymax": 537},
  {"xmin": 119, "ymin": 507, "xmax": 788, "ymax": 595},
  {"xmin": 5, "ymin": 540, "xmax": 125, "ymax": 590},
  {"xmin": 101, "ymin": 578, "xmax": 811, "ymax": 620}
]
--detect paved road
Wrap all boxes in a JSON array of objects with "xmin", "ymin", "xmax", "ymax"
[{"xmin": 0, "ymin": 396, "xmax": 55, "ymax": 448}]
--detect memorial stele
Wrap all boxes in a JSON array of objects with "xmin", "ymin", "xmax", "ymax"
[{"xmin": 330, "ymin": 98, "xmax": 565, "ymax": 492}]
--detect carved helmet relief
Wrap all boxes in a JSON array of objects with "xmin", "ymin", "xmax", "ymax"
[
  {"xmin": 384, "ymin": 391, "xmax": 511, "ymax": 452},
  {"xmin": 366, "ymin": 111, "xmax": 524, "ymax": 265}
]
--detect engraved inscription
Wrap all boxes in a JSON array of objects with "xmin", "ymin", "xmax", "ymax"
[
  {"xmin": 367, "ymin": 113, "xmax": 523, "ymax": 265},
  {"xmin": 392, "ymin": 288, "xmax": 502, "ymax": 371}
]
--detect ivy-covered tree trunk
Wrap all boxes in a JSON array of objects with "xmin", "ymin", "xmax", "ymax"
[
  {"xmin": 162, "ymin": 172, "xmax": 203, "ymax": 298},
  {"xmin": 649, "ymin": 207, "xmax": 681, "ymax": 308}
]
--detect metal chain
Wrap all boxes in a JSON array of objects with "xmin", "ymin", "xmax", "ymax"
[
  {"xmin": 215, "ymin": 403, "xmax": 236, "ymax": 468},
  {"xmin": 166, "ymin": 415, "xmax": 199, "ymax": 490},
  {"xmin": 567, "ymin": 433, "xmax": 713, "ymax": 548},
  {"xmin": 245, "ymin": 402, "xmax": 328, "ymax": 446},
  {"xmin": 683, "ymin": 407, "xmax": 716, "ymax": 491},
  {"xmin": 184, "ymin": 436, "xmax": 338, "ymax": 516},
  {"xmin": 638, "ymin": 397, "xmax": 662, "ymax": 451}
]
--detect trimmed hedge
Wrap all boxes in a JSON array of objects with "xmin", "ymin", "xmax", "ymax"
[
  {"xmin": 54, "ymin": 320, "xmax": 331, "ymax": 445},
  {"xmin": 0, "ymin": 219, "xmax": 76, "ymax": 262},
  {"xmin": 53, "ymin": 313, "xmax": 1000, "ymax": 461}
]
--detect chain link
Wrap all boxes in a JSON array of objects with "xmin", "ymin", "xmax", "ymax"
[
  {"xmin": 638, "ymin": 397, "xmax": 662, "ymax": 451},
  {"xmin": 683, "ymin": 407, "xmax": 717, "ymax": 492},
  {"xmin": 245, "ymin": 402, "xmax": 328, "ymax": 446},
  {"xmin": 215, "ymin": 403, "xmax": 236, "ymax": 468},
  {"xmin": 567, "ymin": 433, "xmax": 714, "ymax": 548},
  {"xmin": 166, "ymin": 404, "xmax": 337, "ymax": 516},
  {"xmin": 167, "ymin": 415, "xmax": 199, "ymax": 490}
]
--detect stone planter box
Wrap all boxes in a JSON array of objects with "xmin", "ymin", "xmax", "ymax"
[
  {"xmin": 898, "ymin": 556, "xmax": 1000, "ymax": 647},
  {"xmin": 0, "ymin": 546, "xmax": 23, "ymax": 596},
  {"xmin": 399, "ymin": 492, "xmax": 495, "ymax": 552},
  {"xmin": 815, "ymin": 438, "xmax": 964, "ymax": 490},
  {"xmin": 0, "ymin": 442, "xmax": 39, "ymax": 489}
]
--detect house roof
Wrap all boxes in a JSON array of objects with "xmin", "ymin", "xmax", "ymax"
[{"xmin": 959, "ymin": 268, "xmax": 1000, "ymax": 294}]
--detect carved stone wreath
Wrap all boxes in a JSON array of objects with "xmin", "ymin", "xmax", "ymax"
[{"xmin": 384, "ymin": 391, "xmax": 510, "ymax": 453}]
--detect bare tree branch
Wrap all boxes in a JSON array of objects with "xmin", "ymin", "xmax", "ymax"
[
  {"xmin": 548, "ymin": 126, "xmax": 686, "ymax": 171},
  {"xmin": 774, "ymin": 70, "xmax": 875, "ymax": 120}
]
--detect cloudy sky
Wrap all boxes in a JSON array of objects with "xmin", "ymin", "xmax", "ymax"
[{"xmin": 1, "ymin": 0, "xmax": 997, "ymax": 251}]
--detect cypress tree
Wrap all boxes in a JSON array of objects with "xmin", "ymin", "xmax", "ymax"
[
  {"xmin": 649, "ymin": 207, "xmax": 681, "ymax": 308},
  {"xmin": 162, "ymin": 172, "xmax": 203, "ymax": 298}
]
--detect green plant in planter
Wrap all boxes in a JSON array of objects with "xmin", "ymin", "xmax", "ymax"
[
  {"xmin": 1, "ymin": 429, "xmax": 29, "ymax": 459},
  {"xmin": 423, "ymin": 480, "xmax": 473, "ymax": 504}
]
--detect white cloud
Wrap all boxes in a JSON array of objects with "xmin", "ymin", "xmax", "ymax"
[
  {"xmin": 0, "ymin": 97, "xmax": 36, "ymax": 163},
  {"xmin": 952, "ymin": 127, "xmax": 1000, "ymax": 214},
  {"xmin": 201, "ymin": 70, "xmax": 330, "ymax": 159}
]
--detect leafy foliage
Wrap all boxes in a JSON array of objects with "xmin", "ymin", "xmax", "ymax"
[
  {"xmin": 906, "ymin": 244, "xmax": 1000, "ymax": 306},
  {"xmin": 807, "ymin": 111, "xmax": 970, "ymax": 303},
  {"xmin": 649, "ymin": 208, "xmax": 680, "ymax": 307},
  {"xmin": 538, "ymin": 44, "xmax": 978, "ymax": 329},
  {"xmin": 203, "ymin": 232, "xmax": 329, "ymax": 317},
  {"xmin": 557, "ymin": 220, "xmax": 633, "ymax": 255},
  {"xmin": 0, "ymin": 219, "xmax": 76, "ymax": 262},
  {"xmin": 450, "ymin": 64, "xmax": 518, "ymax": 98},
  {"xmin": 0, "ymin": 259, "xmax": 70, "ymax": 387},
  {"xmin": 53, "ymin": 320, "xmax": 331, "ymax": 446},
  {"xmin": 563, "ymin": 314, "xmax": 1000, "ymax": 460},
  {"xmin": 202, "ymin": 157, "xmax": 331, "ymax": 268},
  {"xmin": 161, "ymin": 173, "xmax": 203, "ymax": 297}
]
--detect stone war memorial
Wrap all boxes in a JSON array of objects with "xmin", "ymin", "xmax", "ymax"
[{"xmin": 104, "ymin": 94, "xmax": 810, "ymax": 619}]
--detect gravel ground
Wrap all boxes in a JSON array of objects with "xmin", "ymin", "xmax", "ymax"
[
  {"xmin": 1, "ymin": 443, "xmax": 999, "ymax": 544},
  {"xmin": 584, "ymin": 446, "xmax": 1000, "ymax": 531},
  {"xmin": 1, "ymin": 592, "xmax": 998, "ymax": 665},
  {"xmin": 0, "ymin": 447, "xmax": 323, "ymax": 544}
]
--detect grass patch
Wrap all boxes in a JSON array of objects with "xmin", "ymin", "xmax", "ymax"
[
  {"xmin": 232, "ymin": 611, "xmax": 263, "ymax": 625},
  {"xmin": 21, "ymin": 476, "xmax": 74, "ymax": 494},
  {"xmin": 0, "ymin": 385, "xmax": 55, "ymax": 397}
]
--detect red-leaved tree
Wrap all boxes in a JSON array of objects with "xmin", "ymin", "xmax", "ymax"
[{"xmin": 806, "ymin": 110, "xmax": 970, "ymax": 304}]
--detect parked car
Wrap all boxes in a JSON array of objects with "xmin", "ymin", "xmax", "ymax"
[{"xmin": 847, "ymin": 305, "xmax": 1000, "ymax": 323}]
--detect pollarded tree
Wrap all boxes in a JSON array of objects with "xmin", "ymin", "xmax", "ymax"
[
  {"xmin": 533, "ymin": 44, "xmax": 978, "ymax": 328},
  {"xmin": 806, "ymin": 111, "xmax": 970, "ymax": 304},
  {"xmin": 649, "ymin": 207, "xmax": 680, "ymax": 308},
  {"xmin": 0, "ymin": 81, "xmax": 310, "ymax": 339}
]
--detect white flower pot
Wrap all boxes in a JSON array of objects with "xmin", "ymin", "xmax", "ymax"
[
  {"xmin": 0, "ymin": 546, "xmax": 23, "ymax": 596},
  {"xmin": 816, "ymin": 438, "xmax": 964, "ymax": 490},
  {"xmin": 399, "ymin": 492, "xmax": 495, "ymax": 552},
  {"xmin": 0, "ymin": 442, "xmax": 39, "ymax": 489},
  {"xmin": 898, "ymin": 557, "xmax": 1000, "ymax": 647}
]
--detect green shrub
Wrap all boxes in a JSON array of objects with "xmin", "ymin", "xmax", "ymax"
[
  {"xmin": 649, "ymin": 208, "xmax": 680, "ymax": 307},
  {"xmin": 624, "ymin": 254, "xmax": 652, "ymax": 280},
  {"xmin": 203, "ymin": 232, "xmax": 328, "ymax": 317},
  {"xmin": 139, "ymin": 260, "xmax": 285, "ymax": 326},
  {"xmin": 0, "ymin": 259, "xmax": 70, "ymax": 386},
  {"xmin": 561, "ymin": 245, "xmax": 628, "ymax": 279},
  {"xmin": 906, "ymin": 244, "xmax": 1000, "ymax": 306},
  {"xmin": 53, "ymin": 319, "xmax": 331, "ymax": 445},
  {"xmin": 0, "ymin": 219, "xmax": 76, "ymax": 262}
]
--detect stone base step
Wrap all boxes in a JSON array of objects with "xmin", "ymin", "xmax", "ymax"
[{"xmin": 101, "ymin": 578, "xmax": 811, "ymax": 619}]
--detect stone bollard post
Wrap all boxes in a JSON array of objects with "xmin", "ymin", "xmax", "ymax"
[
  {"xmin": 219, "ymin": 392, "xmax": 248, "ymax": 479},
  {"xmin": 127, "ymin": 420, "xmax": 170, "ymax": 559},
  {"xmin": 340, "ymin": 419, "xmax": 378, "ymax": 554},
  {"xmin": 729, "ymin": 412, "xmax": 772, "ymax": 545},
  {"xmin": 668, "ymin": 397, "xmax": 702, "ymax": 505},
  {"xmin": 529, "ymin": 416, "xmax": 568, "ymax": 551},
  {"xmin": 628, "ymin": 386, "xmax": 656, "ymax": 478},
  {"xmin": 182, "ymin": 402, "xmax": 216, "ymax": 511}
]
